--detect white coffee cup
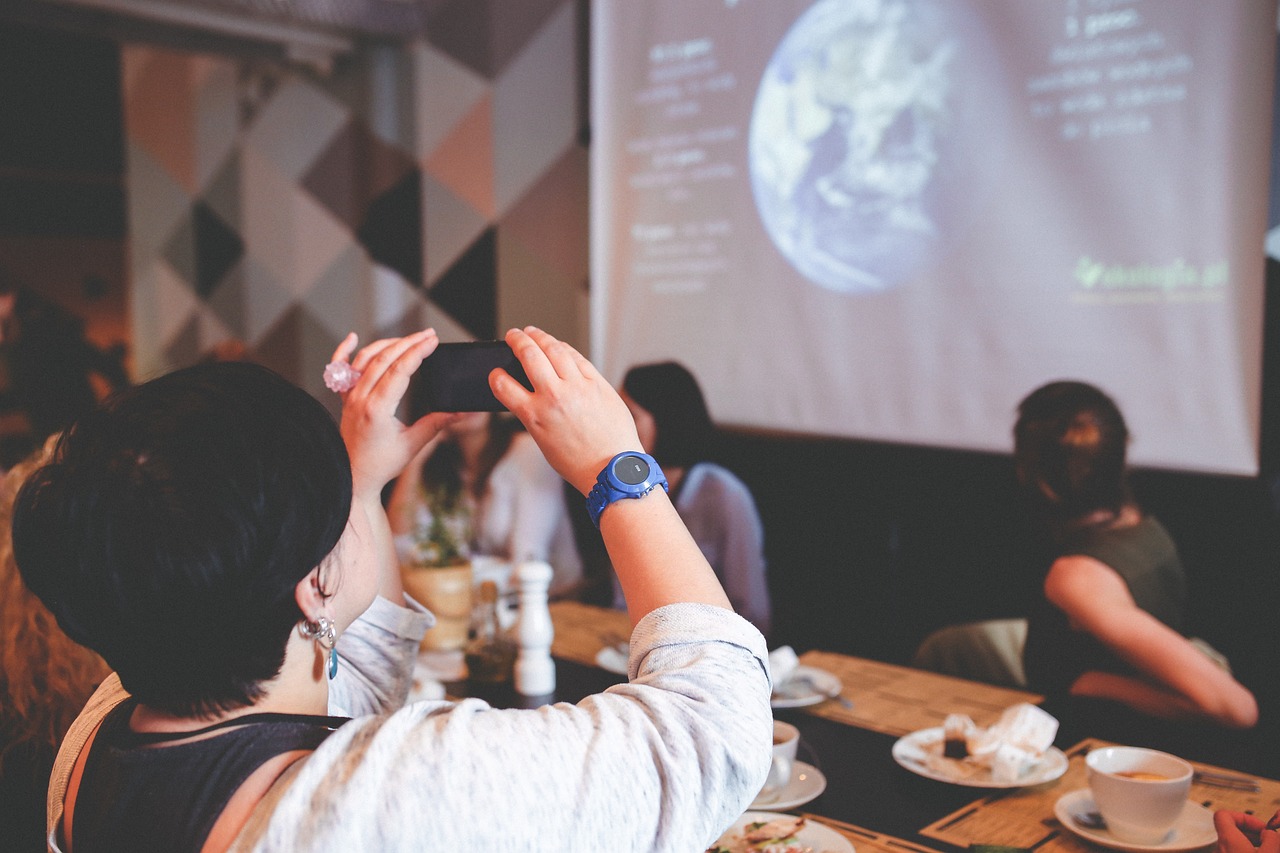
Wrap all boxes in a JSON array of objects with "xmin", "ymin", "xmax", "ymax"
[
  {"xmin": 1086, "ymin": 746, "xmax": 1193, "ymax": 845},
  {"xmin": 760, "ymin": 720, "xmax": 799, "ymax": 798}
]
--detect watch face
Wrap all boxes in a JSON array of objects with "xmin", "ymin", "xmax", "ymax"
[{"xmin": 612, "ymin": 454, "xmax": 651, "ymax": 486}]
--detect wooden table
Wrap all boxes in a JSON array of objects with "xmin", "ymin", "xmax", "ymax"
[{"xmin": 537, "ymin": 602, "xmax": 1280, "ymax": 851}]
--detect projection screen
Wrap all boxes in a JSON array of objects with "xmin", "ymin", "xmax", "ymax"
[{"xmin": 590, "ymin": 0, "xmax": 1277, "ymax": 475}]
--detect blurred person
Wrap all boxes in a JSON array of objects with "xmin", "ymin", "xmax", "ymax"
[
  {"xmin": 0, "ymin": 268, "xmax": 129, "ymax": 469},
  {"xmin": 605, "ymin": 361, "xmax": 771, "ymax": 636},
  {"xmin": 0, "ymin": 436, "xmax": 110, "ymax": 853},
  {"xmin": 917, "ymin": 381, "xmax": 1257, "ymax": 728},
  {"xmin": 17, "ymin": 327, "xmax": 771, "ymax": 852},
  {"xmin": 386, "ymin": 385, "xmax": 583, "ymax": 596}
]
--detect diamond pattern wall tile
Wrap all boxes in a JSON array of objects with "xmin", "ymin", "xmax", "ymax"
[
  {"xmin": 411, "ymin": 42, "xmax": 489, "ymax": 159},
  {"xmin": 161, "ymin": 212, "xmax": 197, "ymax": 288},
  {"xmin": 303, "ymin": 118, "xmax": 417, "ymax": 232},
  {"xmin": 123, "ymin": 48, "xmax": 198, "ymax": 193},
  {"xmin": 499, "ymin": 144, "xmax": 588, "ymax": 283},
  {"xmin": 152, "ymin": 259, "xmax": 201, "ymax": 359},
  {"xmin": 254, "ymin": 304, "xmax": 345, "ymax": 414},
  {"xmin": 203, "ymin": 151, "xmax": 242, "ymax": 233},
  {"xmin": 306, "ymin": 244, "xmax": 369, "ymax": 341},
  {"xmin": 424, "ymin": 94, "xmax": 495, "ymax": 219},
  {"xmin": 239, "ymin": 256, "xmax": 296, "ymax": 344},
  {"xmin": 206, "ymin": 261, "xmax": 248, "ymax": 339},
  {"xmin": 193, "ymin": 58, "xmax": 240, "ymax": 193},
  {"xmin": 192, "ymin": 201, "xmax": 244, "ymax": 297},
  {"xmin": 497, "ymin": 227, "xmax": 579, "ymax": 343},
  {"xmin": 358, "ymin": 169, "xmax": 424, "ymax": 286},
  {"xmin": 429, "ymin": 227, "xmax": 496, "ymax": 339},
  {"xmin": 423, "ymin": 173, "xmax": 489, "ymax": 286},
  {"xmin": 492, "ymin": 2, "xmax": 578, "ymax": 213},
  {"xmin": 126, "ymin": 142, "xmax": 194, "ymax": 269},
  {"xmin": 241, "ymin": 76, "xmax": 350, "ymax": 181},
  {"xmin": 162, "ymin": 314, "xmax": 203, "ymax": 371}
]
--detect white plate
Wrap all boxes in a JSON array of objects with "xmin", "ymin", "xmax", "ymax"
[
  {"xmin": 891, "ymin": 726, "xmax": 1069, "ymax": 788},
  {"xmin": 749, "ymin": 761, "xmax": 828, "ymax": 811},
  {"xmin": 1053, "ymin": 789, "xmax": 1216, "ymax": 853},
  {"xmin": 710, "ymin": 811, "xmax": 854, "ymax": 853},
  {"xmin": 771, "ymin": 665, "xmax": 844, "ymax": 709}
]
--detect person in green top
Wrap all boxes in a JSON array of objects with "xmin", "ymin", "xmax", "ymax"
[{"xmin": 1015, "ymin": 381, "xmax": 1257, "ymax": 729}]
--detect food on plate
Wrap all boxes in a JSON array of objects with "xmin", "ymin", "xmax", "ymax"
[
  {"xmin": 927, "ymin": 703, "xmax": 1059, "ymax": 783},
  {"xmin": 707, "ymin": 815, "xmax": 819, "ymax": 853},
  {"xmin": 943, "ymin": 713, "xmax": 973, "ymax": 759}
]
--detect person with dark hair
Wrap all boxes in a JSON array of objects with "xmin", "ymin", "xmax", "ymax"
[
  {"xmin": 18, "ymin": 327, "xmax": 771, "ymax": 851},
  {"xmin": 1016, "ymin": 381, "xmax": 1255, "ymax": 727},
  {"xmin": 613, "ymin": 361, "xmax": 771, "ymax": 635},
  {"xmin": 915, "ymin": 381, "xmax": 1257, "ymax": 730},
  {"xmin": 386, "ymin": 403, "xmax": 583, "ymax": 597}
]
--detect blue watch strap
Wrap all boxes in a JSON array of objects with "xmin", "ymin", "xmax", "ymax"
[{"xmin": 586, "ymin": 452, "xmax": 668, "ymax": 527}]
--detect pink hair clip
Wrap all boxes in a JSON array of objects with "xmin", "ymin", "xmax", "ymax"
[{"xmin": 323, "ymin": 361, "xmax": 362, "ymax": 393}]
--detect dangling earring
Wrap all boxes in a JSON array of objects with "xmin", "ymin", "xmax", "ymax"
[{"xmin": 299, "ymin": 615, "xmax": 339, "ymax": 679}]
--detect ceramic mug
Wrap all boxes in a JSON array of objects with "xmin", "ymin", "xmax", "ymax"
[
  {"xmin": 760, "ymin": 720, "xmax": 800, "ymax": 798},
  {"xmin": 1086, "ymin": 746, "xmax": 1193, "ymax": 844}
]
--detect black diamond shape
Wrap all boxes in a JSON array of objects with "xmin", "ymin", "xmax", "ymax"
[
  {"xmin": 429, "ymin": 228, "xmax": 495, "ymax": 339},
  {"xmin": 192, "ymin": 201, "xmax": 243, "ymax": 298},
  {"xmin": 357, "ymin": 169, "xmax": 423, "ymax": 287}
]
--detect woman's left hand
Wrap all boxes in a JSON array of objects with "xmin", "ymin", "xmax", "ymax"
[{"xmin": 330, "ymin": 329, "xmax": 458, "ymax": 497}]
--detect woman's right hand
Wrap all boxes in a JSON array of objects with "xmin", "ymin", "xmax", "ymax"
[
  {"xmin": 1215, "ymin": 811, "xmax": 1280, "ymax": 853},
  {"xmin": 489, "ymin": 326, "xmax": 642, "ymax": 496}
]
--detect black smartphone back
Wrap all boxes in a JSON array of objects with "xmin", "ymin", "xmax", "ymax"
[{"xmin": 418, "ymin": 341, "xmax": 532, "ymax": 412}]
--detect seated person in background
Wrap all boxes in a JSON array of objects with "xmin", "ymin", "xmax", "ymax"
[
  {"xmin": 1016, "ymin": 381, "xmax": 1256, "ymax": 728},
  {"xmin": 606, "ymin": 361, "xmax": 772, "ymax": 636},
  {"xmin": 19, "ymin": 327, "xmax": 771, "ymax": 851},
  {"xmin": 387, "ymin": 386, "xmax": 583, "ymax": 597},
  {"xmin": 0, "ymin": 437, "xmax": 110, "ymax": 853},
  {"xmin": 915, "ymin": 381, "xmax": 1258, "ymax": 732}
]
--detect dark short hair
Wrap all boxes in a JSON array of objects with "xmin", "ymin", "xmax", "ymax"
[
  {"xmin": 1013, "ymin": 380, "xmax": 1130, "ymax": 520},
  {"xmin": 622, "ymin": 361, "xmax": 714, "ymax": 469},
  {"xmin": 12, "ymin": 362, "xmax": 352, "ymax": 717}
]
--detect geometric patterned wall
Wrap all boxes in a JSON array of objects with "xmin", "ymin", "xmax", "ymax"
[{"xmin": 121, "ymin": 0, "xmax": 587, "ymax": 409}]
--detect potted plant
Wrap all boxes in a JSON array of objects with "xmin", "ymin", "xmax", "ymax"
[{"xmin": 400, "ymin": 486, "xmax": 473, "ymax": 651}]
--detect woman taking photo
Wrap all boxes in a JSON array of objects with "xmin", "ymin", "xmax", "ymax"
[{"xmin": 17, "ymin": 327, "xmax": 772, "ymax": 852}]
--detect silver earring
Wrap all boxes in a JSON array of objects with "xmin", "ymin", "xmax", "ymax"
[{"xmin": 299, "ymin": 615, "xmax": 339, "ymax": 679}]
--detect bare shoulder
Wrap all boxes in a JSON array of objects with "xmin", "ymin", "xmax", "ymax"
[{"xmin": 1044, "ymin": 555, "xmax": 1131, "ymax": 612}]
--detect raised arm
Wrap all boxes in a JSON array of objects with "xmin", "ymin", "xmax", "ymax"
[
  {"xmin": 329, "ymin": 329, "xmax": 458, "ymax": 604},
  {"xmin": 1045, "ymin": 556, "xmax": 1258, "ymax": 728},
  {"xmin": 490, "ymin": 327, "xmax": 731, "ymax": 624}
]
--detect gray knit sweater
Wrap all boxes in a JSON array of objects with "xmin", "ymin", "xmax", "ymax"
[{"xmin": 48, "ymin": 597, "xmax": 773, "ymax": 852}]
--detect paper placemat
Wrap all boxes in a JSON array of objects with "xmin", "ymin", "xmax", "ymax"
[
  {"xmin": 921, "ymin": 738, "xmax": 1280, "ymax": 851},
  {"xmin": 798, "ymin": 813, "xmax": 945, "ymax": 853},
  {"xmin": 548, "ymin": 601, "xmax": 632, "ymax": 667},
  {"xmin": 796, "ymin": 650, "xmax": 1044, "ymax": 737}
]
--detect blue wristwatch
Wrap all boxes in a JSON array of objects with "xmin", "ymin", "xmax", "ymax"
[{"xmin": 586, "ymin": 452, "xmax": 668, "ymax": 528}]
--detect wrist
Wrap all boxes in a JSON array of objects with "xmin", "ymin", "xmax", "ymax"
[{"xmin": 586, "ymin": 452, "xmax": 668, "ymax": 528}]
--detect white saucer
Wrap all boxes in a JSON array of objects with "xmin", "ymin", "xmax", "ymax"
[
  {"xmin": 771, "ymin": 665, "xmax": 844, "ymax": 709},
  {"xmin": 711, "ymin": 811, "xmax": 854, "ymax": 853},
  {"xmin": 891, "ymin": 726, "xmax": 1068, "ymax": 788},
  {"xmin": 749, "ymin": 761, "xmax": 828, "ymax": 811},
  {"xmin": 1053, "ymin": 788, "xmax": 1217, "ymax": 853}
]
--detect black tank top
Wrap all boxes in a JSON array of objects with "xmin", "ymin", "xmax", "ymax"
[{"xmin": 72, "ymin": 700, "xmax": 348, "ymax": 853}]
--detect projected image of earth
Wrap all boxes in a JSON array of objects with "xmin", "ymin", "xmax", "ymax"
[{"xmin": 749, "ymin": 0, "xmax": 955, "ymax": 294}]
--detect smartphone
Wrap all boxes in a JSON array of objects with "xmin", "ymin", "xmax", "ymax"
[{"xmin": 417, "ymin": 341, "xmax": 532, "ymax": 412}]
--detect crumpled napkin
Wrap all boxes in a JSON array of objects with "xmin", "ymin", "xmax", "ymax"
[
  {"xmin": 768, "ymin": 645, "xmax": 799, "ymax": 687},
  {"xmin": 941, "ymin": 703, "xmax": 1059, "ymax": 783}
]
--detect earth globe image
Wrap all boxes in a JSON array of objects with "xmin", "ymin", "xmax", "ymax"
[{"xmin": 749, "ymin": 0, "xmax": 956, "ymax": 294}]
